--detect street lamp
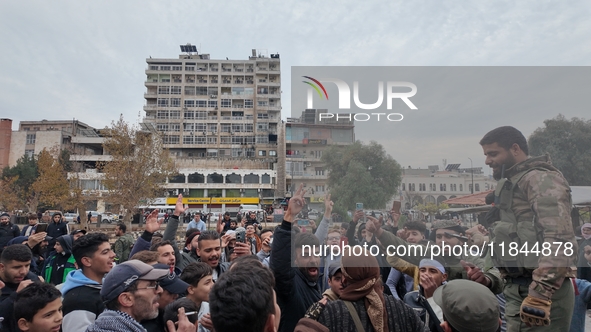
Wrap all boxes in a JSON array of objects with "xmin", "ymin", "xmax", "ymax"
[{"xmin": 468, "ymin": 158, "xmax": 474, "ymax": 194}]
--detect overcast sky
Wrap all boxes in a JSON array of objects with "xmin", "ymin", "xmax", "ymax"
[{"xmin": 2, "ymin": 1, "xmax": 591, "ymax": 172}]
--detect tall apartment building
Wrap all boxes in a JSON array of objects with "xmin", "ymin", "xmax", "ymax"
[
  {"xmin": 286, "ymin": 109, "xmax": 355, "ymax": 210},
  {"xmin": 142, "ymin": 46, "xmax": 281, "ymax": 212}
]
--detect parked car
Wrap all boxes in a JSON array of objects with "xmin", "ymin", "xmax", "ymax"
[
  {"xmin": 63, "ymin": 213, "xmax": 79, "ymax": 223},
  {"xmin": 101, "ymin": 212, "xmax": 119, "ymax": 223}
]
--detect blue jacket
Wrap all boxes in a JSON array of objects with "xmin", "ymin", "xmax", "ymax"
[
  {"xmin": 570, "ymin": 278, "xmax": 591, "ymax": 332},
  {"xmin": 61, "ymin": 270, "xmax": 104, "ymax": 332}
]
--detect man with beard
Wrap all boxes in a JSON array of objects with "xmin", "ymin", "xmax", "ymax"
[
  {"xmin": 195, "ymin": 230, "xmax": 230, "ymax": 281},
  {"xmin": 270, "ymin": 184, "xmax": 323, "ymax": 332},
  {"xmin": 0, "ymin": 212, "xmax": 19, "ymax": 251},
  {"xmin": 0, "ymin": 244, "xmax": 41, "ymax": 332},
  {"xmin": 179, "ymin": 231, "xmax": 200, "ymax": 271},
  {"xmin": 46, "ymin": 212, "xmax": 69, "ymax": 255},
  {"xmin": 480, "ymin": 126, "xmax": 577, "ymax": 331},
  {"xmin": 87, "ymin": 260, "xmax": 169, "ymax": 332}
]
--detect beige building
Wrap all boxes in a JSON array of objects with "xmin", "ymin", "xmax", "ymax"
[
  {"xmin": 286, "ymin": 109, "xmax": 355, "ymax": 209},
  {"xmin": 142, "ymin": 46, "xmax": 281, "ymax": 211},
  {"xmin": 398, "ymin": 165, "xmax": 497, "ymax": 210},
  {"xmin": 7, "ymin": 119, "xmax": 94, "ymax": 167}
]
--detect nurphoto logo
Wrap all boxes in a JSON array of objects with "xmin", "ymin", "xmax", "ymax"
[{"xmin": 302, "ymin": 76, "xmax": 418, "ymax": 122}]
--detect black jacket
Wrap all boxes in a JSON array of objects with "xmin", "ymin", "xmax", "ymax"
[
  {"xmin": 0, "ymin": 222, "xmax": 20, "ymax": 251},
  {"xmin": 46, "ymin": 220, "xmax": 69, "ymax": 251},
  {"xmin": 270, "ymin": 220, "xmax": 322, "ymax": 332},
  {"xmin": 0, "ymin": 271, "xmax": 40, "ymax": 332}
]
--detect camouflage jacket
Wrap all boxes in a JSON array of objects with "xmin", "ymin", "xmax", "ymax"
[
  {"xmin": 497, "ymin": 155, "xmax": 577, "ymax": 299},
  {"xmin": 377, "ymin": 230, "xmax": 503, "ymax": 294}
]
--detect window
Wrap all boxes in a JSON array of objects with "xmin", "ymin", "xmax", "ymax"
[
  {"xmin": 170, "ymin": 124, "xmax": 180, "ymax": 132},
  {"xmin": 195, "ymin": 111, "xmax": 206, "ymax": 119},
  {"xmin": 170, "ymin": 110, "xmax": 180, "ymax": 119},
  {"xmin": 157, "ymin": 111, "xmax": 169, "ymax": 119},
  {"xmin": 157, "ymin": 124, "xmax": 169, "ymax": 131},
  {"xmin": 207, "ymin": 137, "xmax": 217, "ymax": 144},
  {"xmin": 419, "ymin": 183, "xmax": 426, "ymax": 191},
  {"xmin": 196, "ymin": 87, "xmax": 208, "ymax": 96},
  {"xmin": 185, "ymin": 66, "xmax": 195, "ymax": 71},
  {"xmin": 157, "ymin": 98, "xmax": 169, "ymax": 107},
  {"xmin": 171, "ymin": 98, "xmax": 181, "ymax": 107},
  {"xmin": 172, "ymin": 66, "xmax": 182, "ymax": 71},
  {"xmin": 469, "ymin": 184, "xmax": 473, "ymax": 192},
  {"xmin": 475, "ymin": 183, "xmax": 480, "ymax": 192},
  {"xmin": 158, "ymin": 86, "xmax": 170, "ymax": 94},
  {"xmin": 402, "ymin": 183, "xmax": 405, "ymax": 191},
  {"xmin": 184, "ymin": 111, "xmax": 195, "ymax": 119},
  {"xmin": 185, "ymin": 87, "xmax": 195, "ymax": 95},
  {"xmin": 183, "ymin": 136, "xmax": 194, "ymax": 144},
  {"xmin": 196, "ymin": 100, "xmax": 207, "ymax": 108},
  {"xmin": 208, "ymin": 100, "xmax": 217, "ymax": 108},
  {"xmin": 184, "ymin": 100, "xmax": 195, "ymax": 108},
  {"xmin": 160, "ymin": 66, "xmax": 171, "ymax": 70},
  {"xmin": 24, "ymin": 149, "xmax": 34, "ymax": 158},
  {"xmin": 460, "ymin": 184, "xmax": 463, "ymax": 192},
  {"xmin": 256, "ymin": 135, "xmax": 269, "ymax": 144},
  {"xmin": 257, "ymin": 100, "xmax": 269, "ymax": 106},
  {"xmin": 245, "ymin": 99, "xmax": 253, "ymax": 108},
  {"xmin": 163, "ymin": 135, "xmax": 179, "ymax": 144},
  {"xmin": 316, "ymin": 185, "xmax": 325, "ymax": 193},
  {"xmin": 221, "ymin": 124, "xmax": 231, "ymax": 132},
  {"xmin": 171, "ymin": 86, "xmax": 182, "ymax": 94},
  {"xmin": 440, "ymin": 184, "xmax": 446, "ymax": 191},
  {"xmin": 208, "ymin": 124, "xmax": 217, "ymax": 133},
  {"xmin": 258, "ymin": 150, "xmax": 266, "ymax": 156},
  {"xmin": 221, "ymin": 99, "xmax": 231, "ymax": 108},
  {"xmin": 269, "ymin": 150, "xmax": 277, "ymax": 156},
  {"xmin": 149, "ymin": 65, "xmax": 158, "ymax": 70},
  {"xmin": 26, "ymin": 133, "xmax": 36, "ymax": 144},
  {"xmin": 257, "ymin": 123, "xmax": 269, "ymax": 131}
]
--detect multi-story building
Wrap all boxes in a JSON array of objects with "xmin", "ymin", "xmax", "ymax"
[
  {"xmin": 398, "ymin": 164, "xmax": 497, "ymax": 210},
  {"xmin": 142, "ymin": 46, "xmax": 281, "ymax": 212},
  {"xmin": 7, "ymin": 119, "xmax": 94, "ymax": 166},
  {"xmin": 0, "ymin": 119, "xmax": 12, "ymax": 169},
  {"xmin": 286, "ymin": 109, "xmax": 355, "ymax": 209}
]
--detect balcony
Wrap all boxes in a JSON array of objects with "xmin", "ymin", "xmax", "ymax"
[{"xmin": 70, "ymin": 155, "xmax": 113, "ymax": 162}]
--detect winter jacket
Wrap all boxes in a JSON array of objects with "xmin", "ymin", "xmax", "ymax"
[
  {"xmin": 0, "ymin": 222, "xmax": 20, "ymax": 250},
  {"xmin": 113, "ymin": 233, "xmax": 135, "ymax": 263},
  {"xmin": 0, "ymin": 271, "xmax": 40, "ymax": 332},
  {"xmin": 270, "ymin": 220, "xmax": 322, "ymax": 332},
  {"xmin": 46, "ymin": 220, "xmax": 69, "ymax": 252},
  {"xmin": 570, "ymin": 278, "xmax": 591, "ymax": 332},
  {"xmin": 61, "ymin": 270, "xmax": 104, "ymax": 332}
]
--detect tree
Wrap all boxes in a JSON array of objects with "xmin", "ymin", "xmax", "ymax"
[
  {"xmin": 32, "ymin": 149, "xmax": 71, "ymax": 210},
  {"xmin": 1, "ymin": 155, "xmax": 39, "ymax": 212},
  {"xmin": 99, "ymin": 115, "xmax": 177, "ymax": 224},
  {"xmin": 416, "ymin": 202, "xmax": 449, "ymax": 221},
  {"xmin": 322, "ymin": 141, "xmax": 402, "ymax": 212},
  {"xmin": 529, "ymin": 114, "xmax": 591, "ymax": 186}
]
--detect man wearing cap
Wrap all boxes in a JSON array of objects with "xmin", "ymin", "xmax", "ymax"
[
  {"xmin": 403, "ymin": 259, "xmax": 448, "ymax": 332},
  {"xmin": 87, "ymin": 260, "xmax": 168, "ymax": 332},
  {"xmin": 433, "ymin": 279, "xmax": 501, "ymax": 332},
  {"xmin": 0, "ymin": 212, "xmax": 20, "ymax": 251},
  {"xmin": 46, "ymin": 212, "xmax": 69, "ymax": 254},
  {"xmin": 366, "ymin": 216, "xmax": 503, "ymax": 294},
  {"xmin": 141, "ymin": 263, "xmax": 190, "ymax": 332},
  {"xmin": 71, "ymin": 228, "xmax": 87, "ymax": 241}
]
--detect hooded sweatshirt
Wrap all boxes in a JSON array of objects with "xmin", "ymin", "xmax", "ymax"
[
  {"xmin": 61, "ymin": 269, "xmax": 104, "ymax": 332},
  {"xmin": 86, "ymin": 310, "xmax": 146, "ymax": 332},
  {"xmin": 42, "ymin": 235, "xmax": 76, "ymax": 285}
]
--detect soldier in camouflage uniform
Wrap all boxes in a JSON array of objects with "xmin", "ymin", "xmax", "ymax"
[
  {"xmin": 480, "ymin": 126, "xmax": 577, "ymax": 331},
  {"xmin": 365, "ymin": 217, "xmax": 504, "ymax": 295}
]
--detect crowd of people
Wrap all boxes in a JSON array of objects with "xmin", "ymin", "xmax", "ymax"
[{"xmin": 0, "ymin": 125, "xmax": 589, "ymax": 332}]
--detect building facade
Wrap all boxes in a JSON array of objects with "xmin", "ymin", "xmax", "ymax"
[
  {"xmin": 398, "ymin": 165, "xmax": 496, "ymax": 210},
  {"xmin": 286, "ymin": 109, "xmax": 355, "ymax": 209},
  {"xmin": 142, "ymin": 46, "xmax": 281, "ymax": 211}
]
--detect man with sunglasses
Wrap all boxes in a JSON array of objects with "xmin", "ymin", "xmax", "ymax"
[{"xmin": 88, "ymin": 260, "xmax": 180, "ymax": 332}]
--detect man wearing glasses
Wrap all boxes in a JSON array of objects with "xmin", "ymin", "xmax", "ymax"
[{"xmin": 88, "ymin": 260, "xmax": 193, "ymax": 332}]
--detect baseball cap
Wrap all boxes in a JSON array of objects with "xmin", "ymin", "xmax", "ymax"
[
  {"xmin": 153, "ymin": 263, "xmax": 189, "ymax": 294},
  {"xmin": 433, "ymin": 279, "xmax": 500, "ymax": 332},
  {"xmin": 328, "ymin": 260, "xmax": 342, "ymax": 278},
  {"xmin": 71, "ymin": 229, "xmax": 87, "ymax": 236},
  {"xmin": 101, "ymin": 260, "xmax": 169, "ymax": 303}
]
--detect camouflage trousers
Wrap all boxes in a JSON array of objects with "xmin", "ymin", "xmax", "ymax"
[{"xmin": 504, "ymin": 278, "xmax": 574, "ymax": 332}]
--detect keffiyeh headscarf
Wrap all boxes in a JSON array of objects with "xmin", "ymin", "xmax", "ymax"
[{"xmin": 340, "ymin": 250, "xmax": 388, "ymax": 332}]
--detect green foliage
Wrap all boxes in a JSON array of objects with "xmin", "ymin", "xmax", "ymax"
[
  {"xmin": 322, "ymin": 141, "xmax": 402, "ymax": 212},
  {"xmin": 1, "ymin": 155, "xmax": 39, "ymax": 211},
  {"xmin": 529, "ymin": 114, "xmax": 591, "ymax": 186},
  {"xmin": 416, "ymin": 202, "xmax": 449, "ymax": 216}
]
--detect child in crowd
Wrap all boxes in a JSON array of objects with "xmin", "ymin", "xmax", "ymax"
[{"xmin": 14, "ymin": 282, "xmax": 63, "ymax": 332}]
